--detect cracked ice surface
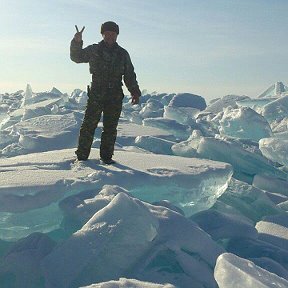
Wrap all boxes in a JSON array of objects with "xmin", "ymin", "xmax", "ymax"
[
  {"xmin": 0, "ymin": 148, "xmax": 232, "ymax": 240},
  {"xmin": 1, "ymin": 83, "xmax": 288, "ymax": 288}
]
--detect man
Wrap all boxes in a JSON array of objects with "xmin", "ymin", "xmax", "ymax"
[{"xmin": 70, "ymin": 21, "xmax": 141, "ymax": 164}]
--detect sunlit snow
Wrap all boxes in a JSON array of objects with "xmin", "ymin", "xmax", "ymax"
[{"xmin": 0, "ymin": 82, "xmax": 287, "ymax": 288}]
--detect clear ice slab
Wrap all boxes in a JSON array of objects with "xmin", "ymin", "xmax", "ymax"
[
  {"xmin": 0, "ymin": 148, "xmax": 232, "ymax": 240},
  {"xmin": 214, "ymin": 253, "xmax": 288, "ymax": 288}
]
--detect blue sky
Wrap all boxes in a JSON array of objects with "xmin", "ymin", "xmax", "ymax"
[{"xmin": 1, "ymin": 0, "xmax": 287, "ymax": 100}]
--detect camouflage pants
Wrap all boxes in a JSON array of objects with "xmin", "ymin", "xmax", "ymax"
[{"xmin": 76, "ymin": 87, "xmax": 123, "ymax": 160}]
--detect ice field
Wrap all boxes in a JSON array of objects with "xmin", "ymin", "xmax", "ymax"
[{"xmin": 0, "ymin": 81, "xmax": 288, "ymax": 287}]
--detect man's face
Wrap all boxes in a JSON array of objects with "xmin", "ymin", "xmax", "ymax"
[{"xmin": 102, "ymin": 31, "xmax": 118, "ymax": 46}]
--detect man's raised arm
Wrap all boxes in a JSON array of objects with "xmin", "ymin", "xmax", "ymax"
[{"xmin": 70, "ymin": 25, "xmax": 91, "ymax": 63}]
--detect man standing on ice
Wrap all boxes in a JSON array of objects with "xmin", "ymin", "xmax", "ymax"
[{"xmin": 70, "ymin": 21, "xmax": 141, "ymax": 164}]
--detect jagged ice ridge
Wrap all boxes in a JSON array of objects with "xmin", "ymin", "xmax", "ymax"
[{"xmin": 0, "ymin": 82, "xmax": 288, "ymax": 287}]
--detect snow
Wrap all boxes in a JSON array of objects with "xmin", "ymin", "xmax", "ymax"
[
  {"xmin": 81, "ymin": 278, "xmax": 176, "ymax": 288},
  {"xmin": 139, "ymin": 99, "xmax": 164, "ymax": 118},
  {"xmin": 214, "ymin": 253, "xmax": 288, "ymax": 288},
  {"xmin": 256, "ymin": 214, "xmax": 288, "ymax": 251},
  {"xmin": 259, "ymin": 95, "xmax": 288, "ymax": 131},
  {"xmin": 214, "ymin": 178, "xmax": 281, "ymax": 223},
  {"xmin": 42, "ymin": 192, "xmax": 159, "ymax": 287},
  {"xmin": 134, "ymin": 136, "xmax": 175, "ymax": 155},
  {"xmin": 41, "ymin": 189, "xmax": 224, "ymax": 288},
  {"xmin": 163, "ymin": 105, "xmax": 200, "ymax": 125},
  {"xmin": 0, "ymin": 82, "xmax": 288, "ymax": 288},
  {"xmin": 205, "ymin": 94, "xmax": 250, "ymax": 114},
  {"xmin": 22, "ymin": 84, "xmax": 33, "ymax": 107},
  {"xmin": 258, "ymin": 81, "xmax": 288, "ymax": 98},
  {"xmin": 143, "ymin": 117, "xmax": 192, "ymax": 140},
  {"xmin": 197, "ymin": 136, "xmax": 286, "ymax": 183},
  {"xmin": 259, "ymin": 137, "xmax": 288, "ymax": 167},
  {"xmin": 191, "ymin": 209, "xmax": 258, "ymax": 241},
  {"xmin": 253, "ymin": 174, "xmax": 288, "ymax": 197},
  {"xmin": 0, "ymin": 148, "xmax": 232, "ymax": 240},
  {"xmin": 16, "ymin": 113, "xmax": 80, "ymax": 151},
  {"xmin": 219, "ymin": 106, "xmax": 272, "ymax": 141},
  {"xmin": 168, "ymin": 93, "xmax": 207, "ymax": 110}
]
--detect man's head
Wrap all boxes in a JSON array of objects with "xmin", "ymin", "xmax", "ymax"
[
  {"xmin": 101, "ymin": 21, "xmax": 119, "ymax": 34},
  {"xmin": 101, "ymin": 21, "xmax": 119, "ymax": 46}
]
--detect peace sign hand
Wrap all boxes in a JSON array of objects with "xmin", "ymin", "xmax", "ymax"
[{"xmin": 74, "ymin": 25, "xmax": 85, "ymax": 42}]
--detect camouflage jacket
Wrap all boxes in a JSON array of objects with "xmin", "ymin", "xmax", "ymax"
[{"xmin": 70, "ymin": 39, "xmax": 141, "ymax": 96}]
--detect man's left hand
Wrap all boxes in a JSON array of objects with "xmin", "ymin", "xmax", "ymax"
[{"xmin": 131, "ymin": 94, "xmax": 140, "ymax": 105}]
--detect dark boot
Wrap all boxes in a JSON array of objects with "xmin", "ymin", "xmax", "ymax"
[
  {"xmin": 100, "ymin": 157, "xmax": 116, "ymax": 165},
  {"xmin": 75, "ymin": 150, "xmax": 88, "ymax": 161}
]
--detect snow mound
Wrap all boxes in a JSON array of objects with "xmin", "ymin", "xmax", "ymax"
[
  {"xmin": 205, "ymin": 94, "xmax": 250, "ymax": 114},
  {"xmin": 169, "ymin": 93, "xmax": 207, "ymax": 110},
  {"xmin": 15, "ymin": 113, "xmax": 80, "ymax": 152},
  {"xmin": 163, "ymin": 105, "xmax": 200, "ymax": 125},
  {"xmin": 219, "ymin": 106, "xmax": 272, "ymax": 141}
]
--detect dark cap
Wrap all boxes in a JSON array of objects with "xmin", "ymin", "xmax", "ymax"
[{"xmin": 101, "ymin": 21, "xmax": 119, "ymax": 34}]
